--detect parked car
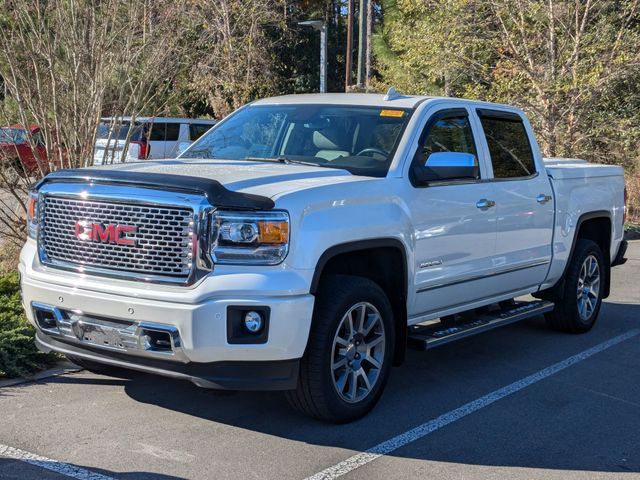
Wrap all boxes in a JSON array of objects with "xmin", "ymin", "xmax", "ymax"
[
  {"xmin": 94, "ymin": 117, "xmax": 216, "ymax": 164},
  {"xmin": 0, "ymin": 125, "xmax": 47, "ymax": 175},
  {"xmin": 22, "ymin": 92, "xmax": 627, "ymax": 423}
]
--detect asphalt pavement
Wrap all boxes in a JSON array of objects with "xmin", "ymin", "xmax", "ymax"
[{"xmin": 1, "ymin": 241, "xmax": 639, "ymax": 480}]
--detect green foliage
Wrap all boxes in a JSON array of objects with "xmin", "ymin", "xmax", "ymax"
[
  {"xmin": 0, "ymin": 272, "xmax": 58, "ymax": 378},
  {"xmin": 374, "ymin": 0, "xmax": 640, "ymax": 177},
  {"xmin": 374, "ymin": 0, "xmax": 640, "ymax": 217}
]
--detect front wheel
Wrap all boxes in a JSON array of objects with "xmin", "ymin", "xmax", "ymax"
[
  {"xmin": 286, "ymin": 275, "xmax": 395, "ymax": 423},
  {"xmin": 545, "ymin": 239, "xmax": 605, "ymax": 333}
]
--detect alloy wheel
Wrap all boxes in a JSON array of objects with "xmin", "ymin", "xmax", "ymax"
[{"xmin": 330, "ymin": 302, "xmax": 386, "ymax": 403}]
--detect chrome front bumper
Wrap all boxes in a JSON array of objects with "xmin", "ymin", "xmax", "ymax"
[{"xmin": 31, "ymin": 302, "xmax": 188, "ymax": 362}]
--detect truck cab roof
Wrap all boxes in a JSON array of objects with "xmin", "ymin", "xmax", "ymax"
[{"xmin": 251, "ymin": 92, "xmax": 520, "ymax": 113}]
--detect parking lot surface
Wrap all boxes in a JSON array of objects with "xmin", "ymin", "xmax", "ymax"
[{"xmin": 1, "ymin": 241, "xmax": 639, "ymax": 480}]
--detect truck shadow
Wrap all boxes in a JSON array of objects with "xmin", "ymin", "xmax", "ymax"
[
  {"xmin": 51, "ymin": 301, "xmax": 640, "ymax": 475},
  {"xmin": 0, "ymin": 458, "xmax": 186, "ymax": 480}
]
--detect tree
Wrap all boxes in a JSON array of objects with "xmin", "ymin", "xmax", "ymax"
[
  {"xmin": 486, "ymin": 0, "xmax": 640, "ymax": 159},
  {"xmin": 0, "ymin": 0, "xmax": 187, "ymax": 243},
  {"xmin": 375, "ymin": 0, "xmax": 640, "ymax": 219},
  {"xmin": 374, "ymin": 0, "xmax": 492, "ymax": 96}
]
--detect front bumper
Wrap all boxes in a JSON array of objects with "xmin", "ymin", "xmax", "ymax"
[
  {"xmin": 20, "ymin": 241, "xmax": 315, "ymax": 390},
  {"xmin": 35, "ymin": 333, "xmax": 300, "ymax": 390}
]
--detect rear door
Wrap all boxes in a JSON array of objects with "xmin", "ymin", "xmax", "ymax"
[
  {"xmin": 145, "ymin": 121, "xmax": 171, "ymax": 159},
  {"xmin": 476, "ymin": 109, "xmax": 554, "ymax": 289},
  {"xmin": 163, "ymin": 122, "xmax": 182, "ymax": 158}
]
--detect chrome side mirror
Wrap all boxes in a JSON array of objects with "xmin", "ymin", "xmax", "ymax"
[{"xmin": 413, "ymin": 152, "xmax": 479, "ymax": 185}]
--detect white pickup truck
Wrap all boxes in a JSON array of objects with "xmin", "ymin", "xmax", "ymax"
[{"xmin": 20, "ymin": 92, "xmax": 628, "ymax": 422}]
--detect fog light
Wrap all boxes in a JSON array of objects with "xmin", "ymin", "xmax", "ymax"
[{"xmin": 244, "ymin": 311, "xmax": 264, "ymax": 333}]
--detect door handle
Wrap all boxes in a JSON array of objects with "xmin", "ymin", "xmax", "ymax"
[
  {"xmin": 476, "ymin": 199, "xmax": 496, "ymax": 210},
  {"xmin": 536, "ymin": 194, "xmax": 552, "ymax": 204}
]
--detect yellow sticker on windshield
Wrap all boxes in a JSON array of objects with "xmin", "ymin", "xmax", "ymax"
[{"xmin": 380, "ymin": 109, "xmax": 405, "ymax": 118}]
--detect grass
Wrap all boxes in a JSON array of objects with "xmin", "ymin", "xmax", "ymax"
[{"xmin": 0, "ymin": 271, "xmax": 59, "ymax": 378}]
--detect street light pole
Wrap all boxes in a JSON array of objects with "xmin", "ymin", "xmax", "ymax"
[
  {"xmin": 299, "ymin": 20, "xmax": 328, "ymax": 93},
  {"xmin": 357, "ymin": 0, "xmax": 367, "ymax": 86},
  {"xmin": 345, "ymin": 0, "xmax": 354, "ymax": 89}
]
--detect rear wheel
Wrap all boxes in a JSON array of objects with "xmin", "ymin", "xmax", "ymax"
[
  {"xmin": 545, "ymin": 239, "xmax": 605, "ymax": 333},
  {"xmin": 286, "ymin": 275, "xmax": 394, "ymax": 423}
]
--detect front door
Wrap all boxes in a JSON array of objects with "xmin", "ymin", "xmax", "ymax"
[{"xmin": 408, "ymin": 107, "xmax": 498, "ymax": 316}]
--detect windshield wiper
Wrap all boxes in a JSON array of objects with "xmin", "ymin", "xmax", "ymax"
[{"xmin": 243, "ymin": 155, "xmax": 321, "ymax": 167}]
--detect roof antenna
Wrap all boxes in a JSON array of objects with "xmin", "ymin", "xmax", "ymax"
[{"xmin": 383, "ymin": 87, "xmax": 401, "ymax": 101}]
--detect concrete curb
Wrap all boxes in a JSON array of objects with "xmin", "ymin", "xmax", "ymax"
[{"xmin": 0, "ymin": 361, "xmax": 82, "ymax": 388}]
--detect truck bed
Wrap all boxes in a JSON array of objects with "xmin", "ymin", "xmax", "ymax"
[{"xmin": 544, "ymin": 157, "xmax": 623, "ymax": 180}]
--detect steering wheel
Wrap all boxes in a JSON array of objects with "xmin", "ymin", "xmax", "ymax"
[{"xmin": 355, "ymin": 147, "xmax": 389, "ymax": 159}]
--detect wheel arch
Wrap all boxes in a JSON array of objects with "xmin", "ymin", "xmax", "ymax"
[
  {"xmin": 539, "ymin": 210, "xmax": 613, "ymax": 300},
  {"xmin": 310, "ymin": 238, "xmax": 409, "ymax": 366}
]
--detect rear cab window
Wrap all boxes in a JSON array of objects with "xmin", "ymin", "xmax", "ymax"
[{"xmin": 477, "ymin": 110, "xmax": 536, "ymax": 179}]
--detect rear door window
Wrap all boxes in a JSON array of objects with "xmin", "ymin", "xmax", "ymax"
[
  {"xmin": 148, "ymin": 123, "xmax": 166, "ymax": 141},
  {"xmin": 189, "ymin": 123, "xmax": 213, "ymax": 141},
  {"xmin": 478, "ymin": 112, "xmax": 536, "ymax": 179},
  {"xmin": 165, "ymin": 123, "xmax": 180, "ymax": 141}
]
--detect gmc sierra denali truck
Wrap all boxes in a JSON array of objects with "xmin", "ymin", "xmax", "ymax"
[{"xmin": 20, "ymin": 92, "xmax": 627, "ymax": 423}]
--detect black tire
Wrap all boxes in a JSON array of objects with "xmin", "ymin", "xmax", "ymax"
[
  {"xmin": 286, "ymin": 274, "xmax": 395, "ymax": 423},
  {"xmin": 65, "ymin": 355, "xmax": 120, "ymax": 374},
  {"xmin": 545, "ymin": 239, "xmax": 605, "ymax": 333}
]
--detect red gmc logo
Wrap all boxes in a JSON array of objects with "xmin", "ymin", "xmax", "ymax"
[{"xmin": 74, "ymin": 221, "xmax": 137, "ymax": 246}]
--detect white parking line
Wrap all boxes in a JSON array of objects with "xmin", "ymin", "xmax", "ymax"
[
  {"xmin": 0, "ymin": 444, "xmax": 116, "ymax": 480},
  {"xmin": 306, "ymin": 329, "xmax": 640, "ymax": 480}
]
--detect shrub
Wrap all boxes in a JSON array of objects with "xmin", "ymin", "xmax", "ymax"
[{"xmin": 0, "ymin": 272, "xmax": 58, "ymax": 378}]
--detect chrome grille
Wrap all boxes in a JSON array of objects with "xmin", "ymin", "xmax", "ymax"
[{"xmin": 39, "ymin": 196, "xmax": 194, "ymax": 278}]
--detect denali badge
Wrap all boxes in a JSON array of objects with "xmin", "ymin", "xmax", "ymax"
[{"xmin": 74, "ymin": 220, "xmax": 137, "ymax": 246}]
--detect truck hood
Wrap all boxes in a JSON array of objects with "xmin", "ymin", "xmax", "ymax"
[{"xmin": 91, "ymin": 158, "xmax": 359, "ymax": 199}]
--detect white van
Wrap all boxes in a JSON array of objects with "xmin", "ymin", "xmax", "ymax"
[{"xmin": 94, "ymin": 117, "xmax": 216, "ymax": 165}]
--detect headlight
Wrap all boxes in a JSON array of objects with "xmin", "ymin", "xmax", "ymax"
[
  {"xmin": 26, "ymin": 190, "xmax": 39, "ymax": 239},
  {"xmin": 210, "ymin": 210, "xmax": 289, "ymax": 265}
]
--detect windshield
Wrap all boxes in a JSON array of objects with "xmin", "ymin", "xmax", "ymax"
[
  {"xmin": 97, "ymin": 122, "xmax": 143, "ymax": 141},
  {"xmin": 0, "ymin": 128, "xmax": 27, "ymax": 144},
  {"xmin": 180, "ymin": 104, "xmax": 411, "ymax": 176}
]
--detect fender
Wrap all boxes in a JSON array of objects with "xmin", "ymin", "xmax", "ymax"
[
  {"xmin": 310, "ymin": 237, "xmax": 409, "ymax": 295},
  {"xmin": 310, "ymin": 237, "xmax": 409, "ymax": 366},
  {"xmin": 542, "ymin": 210, "xmax": 613, "ymax": 300}
]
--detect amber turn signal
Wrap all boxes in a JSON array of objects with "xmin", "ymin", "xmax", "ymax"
[{"xmin": 258, "ymin": 221, "xmax": 289, "ymax": 244}]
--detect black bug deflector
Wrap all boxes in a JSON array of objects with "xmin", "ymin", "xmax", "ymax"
[{"xmin": 34, "ymin": 168, "xmax": 275, "ymax": 210}]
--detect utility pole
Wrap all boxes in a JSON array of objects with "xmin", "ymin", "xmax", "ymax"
[
  {"xmin": 356, "ymin": 0, "xmax": 367, "ymax": 87},
  {"xmin": 345, "ymin": 0, "xmax": 354, "ymax": 89}
]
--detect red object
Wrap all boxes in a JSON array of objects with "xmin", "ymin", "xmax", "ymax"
[
  {"xmin": 74, "ymin": 221, "xmax": 137, "ymax": 246},
  {"xmin": 623, "ymin": 186, "xmax": 628, "ymax": 225},
  {"xmin": 131, "ymin": 140, "xmax": 150, "ymax": 159},
  {"xmin": 0, "ymin": 125, "xmax": 48, "ymax": 174}
]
